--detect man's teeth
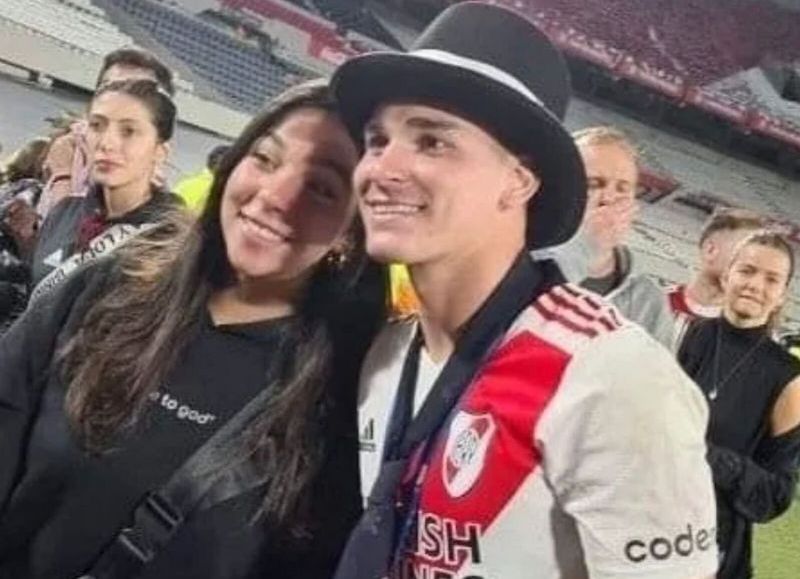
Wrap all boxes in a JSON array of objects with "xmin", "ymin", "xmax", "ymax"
[{"xmin": 370, "ymin": 202, "xmax": 424, "ymax": 215}]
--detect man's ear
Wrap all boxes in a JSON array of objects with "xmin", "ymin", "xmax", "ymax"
[{"xmin": 500, "ymin": 159, "xmax": 540, "ymax": 210}]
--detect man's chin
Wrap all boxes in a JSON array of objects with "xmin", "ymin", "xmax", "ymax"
[{"xmin": 366, "ymin": 241, "xmax": 419, "ymax": 265}]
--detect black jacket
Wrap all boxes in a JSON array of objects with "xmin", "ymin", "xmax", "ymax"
[
  {"xmin": 0, "ymin": 256, "xmax": 385, "ymax": 579},
  {"xmin": 679, "ymin": 317, "xmax": 800, "ymax": 579},
  {"xmin": 30, "ymin": 186, "xmax": 181, "ymax": 288},
  {"xmin": 0, "ymin": 178, "xmax": 44, "ymax": 332}
]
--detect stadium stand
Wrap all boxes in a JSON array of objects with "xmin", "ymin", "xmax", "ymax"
[
  {"xmin": 0, "ymin": 0, "xmax": 135, "ymax": 57},
  {"xmin": 196, "ymin": 5, "xmax": 332, "ymax": 75},
  {"xmin": 493, "ymin": 0, "xmax": 800, "ymax": 144},
  {"xmin": 710, "ymin": 70, "xmax": 800, "ymax": 129},
  {"xmin": 506, "ymin": 0, "xmax": 800, "ymax": 86},
  {"xmin": 219, "ymin": 0, "xmax": 394, "ymax": 64},
  {"xmin": 110, "ymin": 0, "xmax": 313, "ymax": 112},
  {"xmin": 222, "ymin": 0, "xmax": 347, "ymax": 51},
  {"xmin": 309, "ymin": 0, "xmax": 400, "ymax": 47}
]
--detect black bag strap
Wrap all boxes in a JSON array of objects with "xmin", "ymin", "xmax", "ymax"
[
  {"xmin": 395, "ymin": 255, "xmax": 550, "ymax": 459},
  {"xmin": 78, "ymin": 385, "xmax": 274, "ymax": 579}
]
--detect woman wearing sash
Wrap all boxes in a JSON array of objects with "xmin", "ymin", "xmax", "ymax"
[
  {"xmin": 0, "ymin": 80, "xmax": 384, "ymax": 579},
  {"xmin": 678, "ymin": 231, "xmax": 800, "ymax": 579},
  {"xmin": 28, "ymin": 78, "xmax": 182, "ymax": 302}
]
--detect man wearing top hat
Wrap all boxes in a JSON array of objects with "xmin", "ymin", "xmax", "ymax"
[{"xmin": 332, "ymin": 3, "xmax": 718, "ymax": 578}]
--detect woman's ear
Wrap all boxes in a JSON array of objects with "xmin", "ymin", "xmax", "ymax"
[{"xmin": 155, "ymin": 141, "xmax": 171, "ymax": 174}]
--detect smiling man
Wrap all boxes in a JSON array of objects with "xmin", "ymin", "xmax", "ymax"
[{"xmin": 332, "ymin": 3, "xmax": 718, "ymax": 579}]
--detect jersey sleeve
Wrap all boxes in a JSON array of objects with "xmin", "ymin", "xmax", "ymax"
[{"xmin": 536, "ymin": 325, "xmax": 718, "ymax": 579}]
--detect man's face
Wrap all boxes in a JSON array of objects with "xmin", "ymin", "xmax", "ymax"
[
  {"xmin": 579, "ymin": 141, "xmax": 638, "ymax": 250},
  {"xmin": 353, "ymin": 103, "xmax": 532, "ymax": 265},
  {"xmin": 98, "ymin": 64, "xmax": 158, "ymax": 88},
  {"xmin": 702, "ymin": 228, "xmax": 759, "ymax": 281}
]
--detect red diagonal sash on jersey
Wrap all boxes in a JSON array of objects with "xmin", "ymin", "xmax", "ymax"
[{"xmin": 399, "ymin": 330, "xmax": 570, "ymax": 576}]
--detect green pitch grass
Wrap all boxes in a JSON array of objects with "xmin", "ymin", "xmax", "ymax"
[{"xmin": 753, "ymin": 492, "xmax": 799, "ymax": 579}]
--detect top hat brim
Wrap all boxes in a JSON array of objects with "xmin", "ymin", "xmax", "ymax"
[{"xmin": 332, "ymin": 51, "xmax": 586, "ymax": 249}]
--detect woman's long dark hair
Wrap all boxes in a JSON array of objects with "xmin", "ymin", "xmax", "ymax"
[{"xmin": 59, "ymin": 79, "xmax": 384, "ymax": 532}]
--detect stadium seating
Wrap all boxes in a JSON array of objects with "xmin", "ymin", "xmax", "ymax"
[
  {"xmin": 224, "ymin": 0, "xmax": 342, "ymax": 48},
  {"xmin": 0, "ymin": 0, "xmax": 134, "ymax": 57},
  {"xmin": 112, "ymin": 0, "xmax": 312, "ymax": 112},
  {"xmin": 493, "ymin": 0, "xmax": 800, "ymax": 135},
  {"xmin": 309, "ymin": 0, "xmax": 399, "ymax": 47},
  {"xmin": 710, "ymin": 71, "xmax": 800, "ymax": 129},
  {"xmin": 221, "ymin": 0, "xmax": 393, "ymax": 56},
  {"xmin": 513, "ymin": 0, "xmax": 800, "ymax": 87}
]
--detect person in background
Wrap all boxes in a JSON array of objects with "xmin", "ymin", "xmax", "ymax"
[
  {"xmin": 0, "ymin": 137, "xmax": 50, "ymax": 186},
  {"xmin": 1, "ymin": 137, "xmax": 51, "ymax": 257},
  {"xmin": 36, "ymin": 47, "xmax": 175, "ymax": 217},
  {"xmin": 546, "ymin": 126, "xmax": 676, "ymax": 347},
  {"xmin": 668, "ymin": 208, "xmax": 765, "ymax": 322},
  {"xmin": 0, "ymin": 137, "xmax": 52, "ymax": 331},
  {"xmin": 175, "ymin": 144, "xmax": 231, "ymax": 214},
  {"xmin": 678, "ymin": 230, "xmax": 800, "ymax": 579},
  {"xmin": 29, "ymin": 79, "xmax": 182, "ymax": 301},
  {"xmin": 0, "ymin": 79, "xmax": 383, "ymax": 579},
  {"xmin": 569, "ymin": 127, "xmax": 639, "ymax": 292}
]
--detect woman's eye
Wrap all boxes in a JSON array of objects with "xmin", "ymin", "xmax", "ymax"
[{"xmin": 252, "ymin": 152, "xmax": 278, "ymax": 171}]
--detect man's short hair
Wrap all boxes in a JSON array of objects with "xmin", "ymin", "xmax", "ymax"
[
  {"xmin": 96, "ymin": 48, "xmax": 175, "ymax": 96},
  {"xmin": 698, "ymin": 207, "xmax": 766, "ymax": 246},
  {"xmin": 207, "ymin": 145, "xmax": 230, "ymax": 171},
  {"xmin": 572, "ymin": 126, "xmax": 638, "ymax": 162}
]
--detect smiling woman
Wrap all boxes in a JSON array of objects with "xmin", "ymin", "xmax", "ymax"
[
  {"xmin": 219, "ymin": 107, "xmax": 357, "ymax": 293},
  {"xmin": 0, "ymin": 79, "xmax": 386, "ymax": 579},
  {"xmin": 678, "ymin": 230, "xmax": 800, "ymax": 579}
]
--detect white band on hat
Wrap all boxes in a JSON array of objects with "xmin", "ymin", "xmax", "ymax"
[{"xmin": 412, "ymin": 48, "xmax": 546, "ymax": 109}]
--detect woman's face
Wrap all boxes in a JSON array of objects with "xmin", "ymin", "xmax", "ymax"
[
  {"xmin": 220, "ymin": 107, "xmax": 359, "ymax": 285},
  {"xmin": 723, "ymin": 242, "xmax": 791, "ymax": 327},
  {"xmin": 87, "ymin": 91, "xmax": 166, "ymax": 191}
]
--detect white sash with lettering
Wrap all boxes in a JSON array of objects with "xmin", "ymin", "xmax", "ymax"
[{"xmin": 29, "ymin": 222, "xmax": 157, "ymax": 303}]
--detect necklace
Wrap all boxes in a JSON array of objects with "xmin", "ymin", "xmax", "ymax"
[{"xmin": 709, "ymin": 321, "xmax": 767, "ymax": 401}]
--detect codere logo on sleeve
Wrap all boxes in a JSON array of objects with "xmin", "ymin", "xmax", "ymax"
[{"xmin": 624, "ymin": 524, "xmax": 717, "ymax": 563}]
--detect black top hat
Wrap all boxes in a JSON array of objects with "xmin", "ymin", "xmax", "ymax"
[{"xmin": 331, "ymin": 1, "xmax": 586, "ymax": 249}]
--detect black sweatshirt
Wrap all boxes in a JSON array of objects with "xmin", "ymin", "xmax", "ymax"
[
  {"xmin": 0, "ymin": 257, "xmax": 385, "ymax": 579},
  {"xmin": 678, "ymin": 317, "xmax": 800, "ymax": 579}
]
